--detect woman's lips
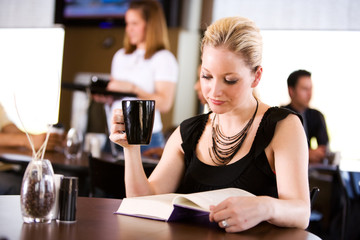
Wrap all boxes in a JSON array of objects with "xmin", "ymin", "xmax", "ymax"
[{"xmin": 210, "ymin": 98, "xmax": 225, "ymax": 105}]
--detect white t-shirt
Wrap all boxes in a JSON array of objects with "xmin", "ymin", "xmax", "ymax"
[{"xmin": 109, "ymin": 48, "xmax": 178, "ymax": 133}]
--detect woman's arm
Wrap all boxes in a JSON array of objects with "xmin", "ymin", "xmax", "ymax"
[
  {"xmin": 2, "ymin": 123, "xmax": 21, "ymax": 134},
  {"xmin": 146, "ymin": 127, "xmax": 185, "ymax": 194},
  {"xmin": 134, "ymin": 81, "xmax": 176, "ymax": 113},
  {"xmin": 0, "ymin": 123, "xmax": 63, "ymax": 151},
  {"xmin": 107, "ymin": 80, "xmax": 176, "ymax": 113},
  {"xmin": 268, "ymin": 114, "xmax": 310, "ymax": 229},
  {"xmin": 0, "ymin": 132, "xmax": 31, "ymax": 148},
  {"xmin": 209, "ymin": 114, "xmax": 310, "ymax": 232},
  {"xmin": 109, "ymin": 109, "xmax": 184, "ymax": 197}
]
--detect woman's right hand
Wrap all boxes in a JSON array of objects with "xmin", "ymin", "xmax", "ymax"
[{"xmin": 109, "ymin": 108, "xmax": 130, "ymax": 148}]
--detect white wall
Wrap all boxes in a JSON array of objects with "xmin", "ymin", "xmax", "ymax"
[
  {"xmin": 0, "ymin": 0, "xmax": 63, "ymax": 133},
  {"xmin": 213, "ymin": 0, "xmax": 360, "ymax": 30},
  {"xmin": 0, "ymin": 28, "xmax": 64, "ymax": 133},
  {"xmin": 0, "ymin": 0, "xmax": 55, "ymax": 27},
  {"xmin": 259, "ymin": 30, "xmax": 360, "ymax": 158},
  {"xmin": 173, "ymin": 0, "xmax": 202, "ymax": 125},
  {"xmin": 212, "ymin": 0, "xmax": 360, "ymax": 159}
]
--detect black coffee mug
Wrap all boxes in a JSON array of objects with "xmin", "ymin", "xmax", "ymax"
[{"xmin": 122, "ymin": 100, "xmax": 155, "ymax": 145}]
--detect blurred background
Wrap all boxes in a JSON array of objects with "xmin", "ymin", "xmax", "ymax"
[{"xmin": 1, "ymin": 0, "xmax": 360, "ymax": 160}]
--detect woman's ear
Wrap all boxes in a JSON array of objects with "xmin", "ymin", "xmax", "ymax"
[{"xmin": 251, "ymin": 66, "xmax": 263, "ymax": 88}]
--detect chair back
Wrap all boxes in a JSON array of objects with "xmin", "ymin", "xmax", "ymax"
[
  {"xmin": 310, "ymin": 187, "xmax": 320, "ymax": 208},
  {"xmin": 88, "ymin": 154, "xmax": 126, "ymax": 199},
  {"xmin": 339, "ymin": 170, "xmax": 360, "ymax": 200},
  {"xmin": 337, "ymin": 167, "xmax": 360, "ymax": 240}
]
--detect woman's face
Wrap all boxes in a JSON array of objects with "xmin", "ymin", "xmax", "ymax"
[
  {"xmin": 200, "ymin": 45, "xmax": 260, "ymax": 114},
  {"xmin": 125, "ymin": 9, "xmax": 147, "ymax": 48}
]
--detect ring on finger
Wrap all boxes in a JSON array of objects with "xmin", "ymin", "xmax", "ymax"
[{"xmin": 221, "ymin": 219, "xmax": 229, "ymax": 228}]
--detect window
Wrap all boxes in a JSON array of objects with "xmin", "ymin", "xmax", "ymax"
[{"xmin": 258, "ymin": 30, "xmax": 360, "ymax": 159}]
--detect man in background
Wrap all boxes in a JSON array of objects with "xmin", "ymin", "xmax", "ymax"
[{"xmin": 283, "ymin": 69, "xmax": 329, "ymax": 163}]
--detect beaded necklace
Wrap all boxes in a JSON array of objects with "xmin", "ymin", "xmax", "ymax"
[{"xmin": 209, "ymin": 98, "xmax": 259, "ymax": 165}]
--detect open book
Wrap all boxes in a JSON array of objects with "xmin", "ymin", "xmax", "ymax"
[{"xmin": 115, "ymin": 188, "xmax": 254, "ymax": 222}]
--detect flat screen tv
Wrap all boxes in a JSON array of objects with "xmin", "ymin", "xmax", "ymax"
[{"xmin": 54, "ymin": 0, "xmax": 181, "ymax": 28}]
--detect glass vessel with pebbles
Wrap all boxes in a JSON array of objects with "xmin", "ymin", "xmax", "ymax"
[
  {"xmin": 20, "ymin": 159, "xmax": 56, "ymax": 223},
  {"xmin": 13, "ymin": 90, "xmax": 58, "ymax": 223}
]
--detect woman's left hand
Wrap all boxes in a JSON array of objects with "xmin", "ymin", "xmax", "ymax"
[
  {"xmin": 209, "ymin": 196, "xmax": 268, "ymax": 232},
  {"xmin": 107, "ymin": 80, "xmax": 135, "ymax": 93}
]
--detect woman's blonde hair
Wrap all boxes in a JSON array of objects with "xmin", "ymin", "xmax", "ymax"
[
  {"xmin": 201, "ymin": 16, "xmax": 263, "ymax": 71},
  {"xmin": 124, "ymin": 0, "xmax": 170, "ymax": 59}
]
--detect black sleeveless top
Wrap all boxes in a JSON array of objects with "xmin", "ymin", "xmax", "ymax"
[{"xmin": 176, "ymin": 107, "xmax": 300, "ymax": 198}]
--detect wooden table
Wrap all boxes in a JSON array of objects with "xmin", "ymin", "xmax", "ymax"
[
  {"xmin": 0, "ymin": 147, "xmax": 159, "ymax": 196},
  {"xmin": 0, "ymin": 147, "xmax": 159, "ymax": 172},
  {"xmin": 0, "ymin": 196, "xmax": 320, "ymax": 240},
  {"xmin": 0, "ymin": 147, "xmax": 89, "ymax": 172}
]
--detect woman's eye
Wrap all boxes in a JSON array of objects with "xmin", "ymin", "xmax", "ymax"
[
  {"xmin": 201, "ymin": 75, "xmax": 211, "ymax": 80},
  {"xmin": 225, "ymin": 79, "xmax": 238, "ymax": 85}
]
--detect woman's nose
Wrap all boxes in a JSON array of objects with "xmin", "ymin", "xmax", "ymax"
[{"xmin": 209, "ymin": 79, "xmax": 224, "ymax": 97}]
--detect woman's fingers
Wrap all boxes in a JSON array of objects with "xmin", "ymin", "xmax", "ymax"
[
  {"xmin": 109, "ymin": 108, "xmax": 128, "ymax": 146},
  {"xmin": 111, "ymin": 109, "xmax": 125, "ymax": 134},
  {"xmin": 109, "ymin": 131, "xmax": 126, "ymax": 143},
  {"xmin": 111, "ymin": 108, "xmax": 123, "ymax": 124},
  {"xmin": 210, "ymin": 196, "xmax": 263, "ymax": 232}
]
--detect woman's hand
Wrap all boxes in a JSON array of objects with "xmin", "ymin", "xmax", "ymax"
[
  {"xmin": 209, "ymin": 196, "xmax": 269, "ymax": 232},
  {"xmin": 309, "ymin": 145, "xmax": 327, "ymax": 163},
  {"xmin": 109, "ymin": 108, "xmax": 134, "ymax": 149}
]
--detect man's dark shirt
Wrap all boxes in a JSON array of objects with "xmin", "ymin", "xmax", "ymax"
[{"xmin": 283, "ymin": 104, "xmax": 329, "ymax": 147}]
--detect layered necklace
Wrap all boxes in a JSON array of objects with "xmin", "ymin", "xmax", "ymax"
[{"xmin": 209, "ymin": 98, "xmax": 259, "ymax": 165}]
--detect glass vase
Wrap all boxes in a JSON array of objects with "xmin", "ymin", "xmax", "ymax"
[
  {"xmin": 64, "ymin": 128, "xmax": 83, "ymax": 160},
  {"xmin": 20, "ymin": 159, "xmax": 56, "ymax": 223}
]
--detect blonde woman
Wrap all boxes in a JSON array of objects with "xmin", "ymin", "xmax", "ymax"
[{"xmin": 110, "ymin": 16, "xmax": 310, "ymax": 232}]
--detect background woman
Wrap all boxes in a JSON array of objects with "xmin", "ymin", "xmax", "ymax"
[
  {"xmin": 110, "ymin": 16, "xmax": 310, "ymax": 232},
  {"xmin": 95, "ymin": 0, "xmax": 178, "ymax": 152}
]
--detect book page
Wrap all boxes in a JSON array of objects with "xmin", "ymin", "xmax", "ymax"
[
  {"xmin": 116, "ymin": 193, "xmax": 182, "ymax": 221},
  {"xmin": 172, "ymin": 188, "xmax": 254, "ymax": 211},
  {"xmin": 116, "ymin": 188, "xmax": 254, "ymax": 221}
]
